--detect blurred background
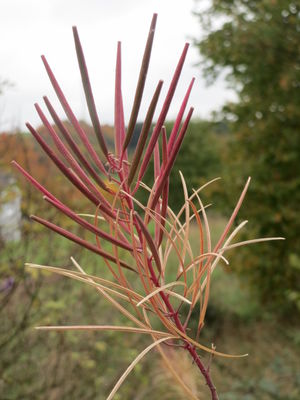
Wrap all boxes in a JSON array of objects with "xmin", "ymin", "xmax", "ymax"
[{"xmin": 0, "ymin": 0, "xmax": 299, "ymax": 399}]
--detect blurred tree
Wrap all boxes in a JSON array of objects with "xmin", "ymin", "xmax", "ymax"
[{"xmin": 194, "ymin": 0, "xmax": 300, "ymax": 312}]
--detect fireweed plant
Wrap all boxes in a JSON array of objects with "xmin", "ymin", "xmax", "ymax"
[{"xmin": 13, "ymin": 14, "xmax": 283, "ymax": 400}]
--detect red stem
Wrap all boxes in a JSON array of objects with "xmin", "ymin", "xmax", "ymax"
[
  {"xmin": 133, "ymin": 214, "xmax": 219, "ymax": 399},
  {"xmin": 161, "ymin": 292, "xmax": 219, "ymax": 400}
]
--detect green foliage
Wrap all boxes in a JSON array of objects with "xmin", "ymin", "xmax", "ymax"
[{"xmin": 194, "ymin": 0, "xmax": 300, "ymax": 312}]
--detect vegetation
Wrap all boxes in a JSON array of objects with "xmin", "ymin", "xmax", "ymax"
[
  {"xmin": 3, "ymin": 12, "xmax": 284, "ymax": 400},
  {"xmin": 1, "ymin": 221, "xmax": 299, "ymax": 399},
  {"xmin": 194, "ymin": 0, "xmax": 300, "ymax": 312},
  {"xmin": 0, "ymin": 7, "xmax": 299, "ymax": 400}
]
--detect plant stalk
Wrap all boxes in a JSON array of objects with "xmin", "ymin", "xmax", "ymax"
[
  {"xmin": 161, "ymin": 291, "xmax": 219, "ymax": 400},
  {"xmin": 136, "ymin": 221, "xmax": 219, "ymax": 399}
]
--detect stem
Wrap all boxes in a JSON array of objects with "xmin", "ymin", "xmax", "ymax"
[
  {"xmin": 161, "ymin": 292, "xmax": 219, "ymax": 400},
  {"xmin": 132, "ymin": 211, "xmax": 219, "ymax": 399},
  {"xmin": 142, "ymin": 252, "xmax": 218, "ymax": 398},
  {"xmin": 186, "ymin": 344, "xmax": 219, "ymax": 400}
]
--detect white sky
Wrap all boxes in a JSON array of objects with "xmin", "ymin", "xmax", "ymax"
[{"xmin": 0, "ymin": 0, "xmax": 235, "ymax": 132}]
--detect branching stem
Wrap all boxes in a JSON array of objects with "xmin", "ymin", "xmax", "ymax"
[
  {"xmin": 133, "ymin": 212, "xmax": 219, "ymax": 399},
  {"xmin": 161, "ymin": 290, "xmax": 219, "ymax": 400}
]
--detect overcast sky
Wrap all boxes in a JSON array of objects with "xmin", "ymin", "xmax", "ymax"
[{"xmin": 0, "ymin": 0, "xmax": 235, "ymax": 132}]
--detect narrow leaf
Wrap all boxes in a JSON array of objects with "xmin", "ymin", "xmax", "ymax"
[
  {"xmin": 221, "ymin": 237, "xmax": 285, "ymax": 251},
  {"xmin": 72, "ymin": 26, "xmax": 109, "ymax": 158},
  {"xmin": 35, "ymin": 325, "xmax": 169, "ymax": 336},
  {"xmin": 200, "ymin": 221, "xmax": 249, "ymax": 294},
  {"xmin": 43, "ymin": 96, "xmax": 106, "ymax": 189},
  {"xmin": 127, "ymin": 80, "xmax": 163, "ymax": 187},
  {"xmin": 11, "ymin": 161, "xmax": 60, "ymax": 204},
  {"xmin": 149, "ymin": 107, "xmax": 194, "ymax": 210},
  {"xmin": 135, "ymin": 212, "xmax": 162, "ymax": 274},
  {"xmin": 70, "ymin": 257, "xmax": 148, "ymax": 329},
  {"xmin": 26, "ymin": 122, "xmax": 114, "ymax": 216},
  {"xmin": 157, "ymin": 127, "xmax": 169, "ymax": 247},
  {"xmin": 30, "ymin": 215, "xmax": 135, "ymax": 272},
  {"xmin": 26, "ymin": 263, "xmax": 142, "ymax": 301},
  {"xmin": 41, "ymin": 55, "xmax": 107, "ymax": 174},
  {"xmin": 137, "ymin": 43, "xmax": 190, "ymax": 183},
  {"xmin": 26, "ymin": 122, "xmax": 100, "ymax": 206},
  {"xmin": 35, "ymin": 103, "xmax": 108, "ymax": 194},
  {"xmin": 44, "ymin": 196, "xmax": 132, "ymax": 251},
  {"xmin": 137, "ymin": 282, "xmax": 189, "ymax": 307},
  {"xmin": 123, "ymin": 13, "xmax": 157, "ymax": 152},
  {"xmin": 114, "ymin": 42, "xmax": 126, "ymax": 160},
  {"xmin": 213, "ymin": 177, "xmax": 251, "ymax": 253},
  {"xmin": 106, "ymin": 336, "xmax": 175, "ymax": 400},
  {"xmin": 167, "ymin": 77, "xmax": 195, "ymax": 154}
]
